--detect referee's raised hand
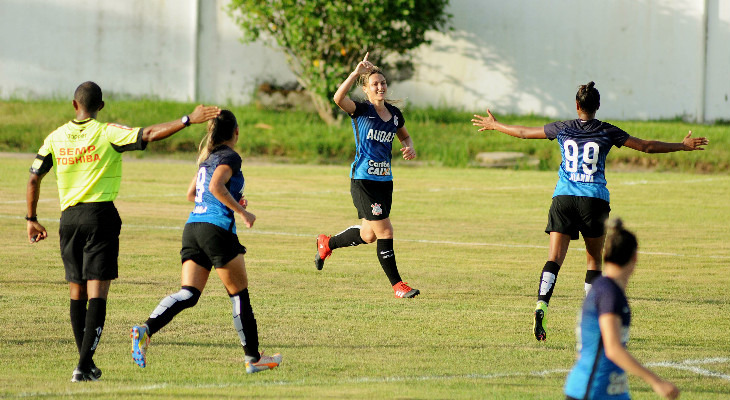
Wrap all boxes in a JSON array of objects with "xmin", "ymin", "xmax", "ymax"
[
  {"xmin": 189, "ymin": 104, "xmax": 222, "ymax": 125},
  {"xmin": 142, "ymin": 105, "xmax": 221, "ymax": 142}
]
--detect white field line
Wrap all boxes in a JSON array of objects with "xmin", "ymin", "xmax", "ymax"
[
  {"xmin": 14, "ymin": 357, "xmax": 730, "ymax": 397},
  {"xmin": 1, "ymin": 175, "xmax": 727, "ymax": 205},
  {"xmin": 2, "ymin": 214, "xmax": 729, "ymax": 260}
]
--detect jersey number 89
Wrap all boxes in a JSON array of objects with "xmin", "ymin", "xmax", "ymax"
[
  {"xmin": 563, "ymin": 140, "xmax": 599, "ymax": 175},
  {"xmin": 195, "ymin": 167, "xmax": 206, "ymax": 203}
]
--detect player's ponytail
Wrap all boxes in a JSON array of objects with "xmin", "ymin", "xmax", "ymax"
[
  {"xmin": 576, "ymin": 81, "xmax": 600, "ymax": 114},
  {"xmin": 603, "ymin": 218, "xmax": 638, "ymax": 267},
  {"xmin": 197, "ymin": 110, "xmax": 238, "ymax": 165}
]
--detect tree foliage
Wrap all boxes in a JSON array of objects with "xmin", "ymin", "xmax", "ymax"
[{"xmin": 227, "ymin": 0, "xmax": 451, "ymax": 124}]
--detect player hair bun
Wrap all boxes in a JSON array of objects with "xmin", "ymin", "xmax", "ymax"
[
  {"xmin": 586, "ymin": 81, "xmax": 595, "ymax": 89},
  {"xmin": 605, "ymin": 217, "xmax": 624, "ymax": 232}
]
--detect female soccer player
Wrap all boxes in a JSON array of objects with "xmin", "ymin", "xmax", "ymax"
[
  {"xmin": 130, "ymin": 110, "xmax": 282, "ymax": 374},
  {"xmin": 564, "ymin": 218, "xmax": 680, "ymax": 400},
  {"xmin": 314, "ymin": 52, "xmax": 419, "ymax": 298},
  {"xmin": 471, "ymin": 81, "xmax": 708, "ymax": 341}
]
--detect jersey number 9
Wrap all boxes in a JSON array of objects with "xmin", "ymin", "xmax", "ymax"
[
  {"xmin": 195, "ymin": 167, "xmax": 206, "ymax": 203},
  {"xmin": 564, "ymin": 140, "xmax": 599, "ymax": 175}
]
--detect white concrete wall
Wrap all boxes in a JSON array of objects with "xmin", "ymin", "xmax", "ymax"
[
  {"xmin": 0, "ymin": 0, "xmax": 196, "ymax": 100},
  {"xmin": 0, "ymin": 0, "xmax": 727, "ymax": 121},
  {"xmin": 705, "ymin": 0, "xmax": 730, "ymax": 121}
]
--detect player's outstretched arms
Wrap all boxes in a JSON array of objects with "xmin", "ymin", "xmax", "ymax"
[
  {"xmin": 623, "ymin": 131, "xmax": 709, "ymax": 154},
  {"xmin": 142, "ymin": 104, "xmax": 221, "ymax": 142},
  {"xmin": 471, "ymin": 109, "xmax": 546, "ymax": 139},
  {"xmin": 333, "ymin": 52, "xmax": 374, "ymax": 114}
]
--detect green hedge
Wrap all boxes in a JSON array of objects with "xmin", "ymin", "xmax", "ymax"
[{"xmin": 1, "ymin": 100, "xmax": 727, "ymax": 172}]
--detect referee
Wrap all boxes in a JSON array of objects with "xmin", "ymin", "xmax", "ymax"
[{"xmin": 25, "ymin": 81, "xmax": 220, "ymax": 382}]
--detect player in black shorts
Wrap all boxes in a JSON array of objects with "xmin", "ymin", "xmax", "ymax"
[
  {"xmin": 472, "ymin": 81, "xmax": 708, "ymax": 341},
  {"xmin": 130, "ymin": 110, "xmax": 282, "ymax": 374},
  {"xmin": 26, "ymin": 81, "xmax": 220, "ymax": 381},
  {"xmin": 315, "ymin": 53, "xmax": 420, "ymax": 298}
]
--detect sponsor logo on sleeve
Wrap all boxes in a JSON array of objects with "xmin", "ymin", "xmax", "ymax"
[{"xmin": 108, "ymin": 123, "xmax": 134, "ymax": 130}]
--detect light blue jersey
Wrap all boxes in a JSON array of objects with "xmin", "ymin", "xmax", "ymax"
[
  {"xmin": 565, "ymin": 277, "xmax": 632, "ymax": 400},
  {"xmin": 349, "ymin": 101, "xmax": 404, "ymax": 181},
  {"xmin": 545, "ymin": 120, "xmax": 629, "ymax": 202},
  {"xmin": 186, "ymin": 145, "xmax": 244, "ymax": 233}
]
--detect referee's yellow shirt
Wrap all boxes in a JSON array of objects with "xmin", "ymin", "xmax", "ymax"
[{"xmin": 30, "ymin": 118, "xmax": 145, "ymax": 211}]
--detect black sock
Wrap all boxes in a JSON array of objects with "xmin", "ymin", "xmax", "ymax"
[
  {"xmin": 377, "ymin": 239, "xmax": 402, "ymax": 286},
  {"xmin": 78, "ymin": 298, "xmax": 106, "ymax": 371},
  {"xmin": 230, "ymin": 288, "xmax": 260, "ymax": 361},
  {"xmin": 585, "ymin": 269, "xmax": 602, "ymax": 294},
  {"xmin": 69, "ymin": 299, "xmax": 87, "ymax": 354},
  {"xmin": 537, "ymin": 261, "xmax": 561, "ymax": 305},
  {"xmin": 328, "ymin": 226, "xmax": 366, "ymax": 250},
  {"xmin": 145, "ymin": 286, "xmax": 201, "ymax": 336},
  {"xmin": 585, "ymin": 270, "xmax": 602, "ymax": 284}
]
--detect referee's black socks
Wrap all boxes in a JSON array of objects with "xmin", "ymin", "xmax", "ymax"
[
  {"xmin": 377, "ymin": 239, "xmax": 402, "ymax": 286},
  {"xmin": 329, "ymin": 226, "xmax": 366, "ymax": 250},
  {"xmin": 78, "ymin": 298, "xmax": 106, "ymax": 372},
  {"xmin": 69, "ymin": 299, "xmax": 87, "ymax": 355}
]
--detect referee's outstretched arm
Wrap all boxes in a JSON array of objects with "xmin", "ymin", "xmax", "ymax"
[{"xmin": 141, "ymin": 104, "xmax": 220, "ymax": 142}]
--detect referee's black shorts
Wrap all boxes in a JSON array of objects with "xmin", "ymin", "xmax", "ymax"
[
  {"xmin": 59, "ymin": 202, "xmax": 121, "ymax": 283},
  {"xmin": 545, "ymin": 195, "xmax": 611, "ymax": 240},
  {"xmin": 350, "ymin": 179, "xmax": 393, "ymax": 221},
  {"xmin": 180, "ymin": 222, "xmax": 246, "ymax": 270}
]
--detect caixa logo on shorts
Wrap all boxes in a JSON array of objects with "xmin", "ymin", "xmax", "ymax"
[
  {"xmin": 371, "ymin": 203, "xmax": 383, "ymax": 216},
  {"xmin": 367, "ymin": 159, "xmax": 391, "ymax": 176}
]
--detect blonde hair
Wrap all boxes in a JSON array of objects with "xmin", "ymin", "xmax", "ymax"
[
  {"xmin": 197, "ymin": 110, "xmax": 238, "ymax": 165},
  {"xmin": 358, "ymin": 68, "xmax": 402, "ymax": 106}
]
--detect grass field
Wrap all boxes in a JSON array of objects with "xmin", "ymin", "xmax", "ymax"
[{"xmin": 1, "ymin": 154, "xmax": 729, "ymax": 399}]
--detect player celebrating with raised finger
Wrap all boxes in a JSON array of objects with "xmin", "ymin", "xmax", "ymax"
[
  {"xmin": 472, "ymin": 81, "xmax": 708, "ymax": 341},
  {"xmin": 314, "ymin": 53, "xmax": 419, "ymax": 298}
]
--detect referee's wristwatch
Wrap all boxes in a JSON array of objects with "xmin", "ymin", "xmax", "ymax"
[{"xmin": 181, "ymin": 115, "xmax": 191, "ymax": 127}]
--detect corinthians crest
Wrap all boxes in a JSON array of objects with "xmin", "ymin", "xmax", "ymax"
[{"xmin": 371, "ymin": 203, "xmax": 383, "ymax": 216}]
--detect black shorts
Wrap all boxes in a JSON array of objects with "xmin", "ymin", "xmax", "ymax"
[
  {"xmin": 180, "ymin": 222, "xmax": 246, "ymax": 270},
  {"xmin": 350, "ymin": 179, "xmax": 393, "ymax": 221},
  {"xmin": 545, "ymin": 195, "xmax": 611, "ymax": 240},
  {"xmin": 59, "ymin": 202, "xmax": 122, "ymax": 284}
]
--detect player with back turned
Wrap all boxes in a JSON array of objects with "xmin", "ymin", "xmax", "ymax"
[
  {"xmin": 471, "ymin": 81, "xmax": 708, "ymax": 342},
  {"xmin": 25, "ymin": 81, "xmax": 220, "ymax": 382},
  {"xmin": 130, "ymin": 110, "xmax": 282, "ymax": 374},
  {"xmin": 564, "ymin": 218, "xmax": 680, "ymax": 400}
]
